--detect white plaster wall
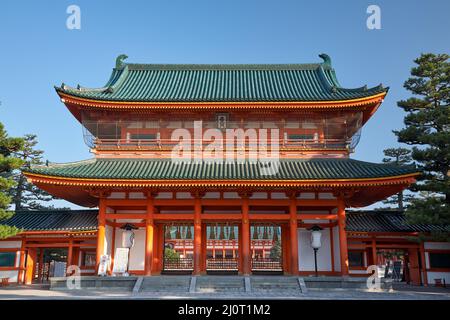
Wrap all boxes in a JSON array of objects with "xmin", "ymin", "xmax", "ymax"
[
  {"xmin": 333, "ymin": 225, "xmax": 341, "ymax": 272},
  {"xmin": 105, "ymin": 225, "xmax": 113, "ymax": 257},
  {"xmin": 298, "ymin": 228, "xmax": 332, "ymax": 271},
  {"xmin": 0, "ymin": 241, "xmax": 21, "ymax": 282},
  {"xmin": 129, "ymin": 229, "xmax": 145, "ymax": 271},
  {"xmin": 424, "ymin": 242, "xmax": 450, "ymax": 250},
  {"xmin": 427, "ymin": 272, "xmax": 450, "ymax": 285},
  {"xmin": 0, "ymin": 241, "xmax": 22, "ymax": 249}
]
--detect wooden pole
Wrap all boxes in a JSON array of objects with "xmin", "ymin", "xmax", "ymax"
[
  {"xmin": 337, "ymin": 198, "xmax": 349, "ymax": 276},
  {"xmin": 241, "ymin": 196, "xmax": 251, "ymax": 275},
  {"xmin": 145, "ymin": 196, "xmax": 154, "ymax": 276},
  {"xmin": 193, "ymin": 195, "xmax": 202, "ymax": 275},
  {"xmin": 96, "ymin": 197, "xmax": 106, "ymax": 274},
  {"xmin": 66, "ymin": 238, "xmax": 73, "ymax": 276},
  {"xmin": 289, "ymin": 197, "xmax": 299, "ymax": 275}
]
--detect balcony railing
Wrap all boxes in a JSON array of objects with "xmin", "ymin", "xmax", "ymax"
[
  {"xmin": 206, "ymin": 258, "xmax": 239, "ymax": 271},
  {"xmin": 91, "ymin": 138, "xmax": 352, "ymax": 151},
  {"xmin": 163, "ymin": 258, "xmax": 193, "ymax": 270},
  {"xmin": 251, "ymin": 258, "xmax": 283, "ymax": 271}
]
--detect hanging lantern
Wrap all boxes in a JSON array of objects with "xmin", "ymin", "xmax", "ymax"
[
  {"xmin": 252, "ymin": 226, "xmax": 257, "ymax": 239},
  {"xmin": 186, "ymin": 225, "xmax": 192, "ymax": 239},
  {"xmin": 210, "ymin": 225, "xmax": 216, "ymax": 240},
  {"xmin": 165, "ymin": 225, "xmax": 172, "ymax": 240},
  {"xmin": 219, "ymin": 224, "xmax": 225, "ymax": 240},
  {"xmin": 273, "ymin": 227, "xmax": 279, "ymax": 242},
  {"xmin": 263, "ymin": 226, "xmax": 269, "ymax": 239},
  {"xmin": 229, "ymin": 226, "xmax": 235, "ymax": 240}
]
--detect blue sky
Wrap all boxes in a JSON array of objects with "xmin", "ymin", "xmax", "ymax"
[{"xmin": 0, "ymin": 0, "xmax": 449, "ymax": 209}]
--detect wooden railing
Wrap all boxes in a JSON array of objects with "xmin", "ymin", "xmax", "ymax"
[
  {"xmin": 93, "ymin": 138, "xmax": 350, "ymax": 151},
  {"xmin": 251, "ymin": 258, "xmax": 283, "ymax": 271},
  {"xmin": 163, "ymin": 258, "xmax": 193, "ymax": 270},
  {"xmin": 206, "ymin": 258, "xmax": 239, "ymax": 271}
]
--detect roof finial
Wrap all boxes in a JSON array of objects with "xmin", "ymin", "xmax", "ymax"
[
  {"xmin": 115, "ymin": 54, "xmax": 128, "ymax": 69},
  {"xmin": 319, "ymin": 53, "xmax": 332, "ymax": 67}
]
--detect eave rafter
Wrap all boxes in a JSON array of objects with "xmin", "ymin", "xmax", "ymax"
[
  {"xmin": 25, "ymin": 172, "xmax": 418, "ymax": 189},
  {"xmin": 58, "ymin": 91, "xmax": 387, "ymax": 111}
]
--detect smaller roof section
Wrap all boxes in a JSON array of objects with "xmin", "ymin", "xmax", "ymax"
[
  {"xmin": 2, "ymin": 210, "xmax": 98, "ymax": 232},
  {"xmin": 346, "ymin": 210, "xmax": 449, "ymax": 233},
  {"xmin": 55, "ymin": 54, "xmax": 388, "ymax": 103}
]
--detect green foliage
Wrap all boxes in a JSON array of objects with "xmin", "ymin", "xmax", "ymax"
[
  {"xmin": 269, "ymin": 240, "xmax": 282, "ymax": 260},
  {"xmin": 9, "ymin": 134, "xmax": 68, "ymax": 211},
  {"xmin": 164, "ymin": 247, "xmax": 180, "ymax": 259},
  {"xmin": 0, "ymin": 122, "xmax": 24, "ymax": 238},
  {"xmin": 393, "ymin": 53, "xmax": 450, "ymax": 234},
  {"xmin": 382, "ymin": 148, "xmax": 414, "ymax": 209}
]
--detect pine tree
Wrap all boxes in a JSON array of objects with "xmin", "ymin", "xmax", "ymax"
[
  {"xmin": 393, "ymin": 53, "xmax": 450, "ymax": 232},
  {"xmin": 9, "ymin": 134, "xmax": 68, "ymax": 211},
  {"xmin": 382, "ymin": 147, "xmax": 414, "ymax": 210},
  {"xmin": 0, "ymin": 122, "xmax": 24, "ymax": 238}
]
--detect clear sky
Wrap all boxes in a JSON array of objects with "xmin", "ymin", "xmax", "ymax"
[{"xmin": 0, "ymin": 0, "xmax": 449, "ymax": 209}]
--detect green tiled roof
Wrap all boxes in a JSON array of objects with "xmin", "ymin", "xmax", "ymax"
[
  {"xmin": 24, "ymin": 158, "xmax": 417, "ymax": 181},
  {"xmin": 346, "ymin": 210, "xmax": 450, "ymax": 233},
  {"xmin": 2, "ymin": 210, "xmax": 97, "ymax": 231},
  {"xmin": 56, "ymin": 54, "xmax": 387, "ymax": 102},
  {"xmin": 3, "ymin": 210, "xmax": 446, "ymax": 233}
]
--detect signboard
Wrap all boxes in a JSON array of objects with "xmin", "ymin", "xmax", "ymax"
[
  {"xmin": 112, "ymin": 248, "xmax": 130, "ymax": 274},
  {"xmin": 53, "ymin": 261, "xmax": 67, "ymax": 277},
  {"xmin": 97, "ymin": 255, "xmax": 110, "ymax": 276}
]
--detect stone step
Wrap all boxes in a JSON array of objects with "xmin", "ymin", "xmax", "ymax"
[
  {"xmin": 251, "ymin": 277, "xmax": 300, "ymax": 291},
  {"xmin": 196, "ymin": 276, "xmax": 245, "ymax": 292},
  {"xmin": 140, "ymin": 276, "xmax": 191, "ymax": 292}
]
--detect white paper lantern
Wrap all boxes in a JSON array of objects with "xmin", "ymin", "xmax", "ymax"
[{"xmin": 310, "ymin": 227, "xmax": 322, "ymax": 249}]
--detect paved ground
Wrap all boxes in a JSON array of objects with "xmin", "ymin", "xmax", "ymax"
[{"xmin": 1, "ymin": 284, "xmax": 450, "ymax": 300}]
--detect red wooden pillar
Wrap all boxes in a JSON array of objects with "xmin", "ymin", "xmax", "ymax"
[
  {"xmin": 371, "ymin": 240, "xmax": 377, "ymax": 266},
  {"xmin": 419, "ymin": 243, "xmax": 428, "ymax": 286},
  {"xmin": 201, "ymin": 223, "xmax": 207, "ymax": 272},
  {"xmin": 25, "ymin": 248, "xmax": 37, "ymax": 285},
  {"xmin": 154, "ymin": 224, "xmax": 164, "ymax": 273},
  {"xmin": 240, "ymin": 196, "xmax": 251, "ymax": 275},
  {"xmin": 38, "ymin": 248, "xmax": 44, "ymax": 282},
  {"xmin": 337, "ymin": 198, "xmax": 349, "ymax": 276},
  {"xmin": 145, "ymin": 196, "xmax": 155, "ymax": 276},
  {"xmin": 238, "ymin": 224, "xmax": 243, "ymax": 272},
  {"xmin": 18, "ymin": 239, "xmax": 26, "ymax": 284},
  {"xmin": 281, "ymin": 224, "xmax": 290, "ymax": 275},
  {"xmin": 66, "ymin": 239, "xmax": 73, "ymax": 275},
  {"xmin": 193, "ymin": 195, "xmax": 202, "ymax": 275},
  {"xmin": 408, "ymin": 248, "xmax": 421, "ymax": 285},
  {"xmin": 96, "ymin": 197, "xmax": 107, "ymax": 273},
  {"xmin": 289, "ymin": 197, "xmax": 299, "ymax": 275}
]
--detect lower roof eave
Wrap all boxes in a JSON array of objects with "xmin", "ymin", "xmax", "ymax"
[{"xmin": 24, "ymin": 173, "xmax": 419, "ymax": 208}]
